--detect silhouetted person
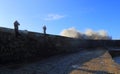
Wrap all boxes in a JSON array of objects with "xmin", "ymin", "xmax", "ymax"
[
  {"xmin": 43, "ymin": 25, "xmax": 47, "ymax": 34},
  {"xmin": 14, "ymin": 20, "xmax": 20, "ymax": 37}
]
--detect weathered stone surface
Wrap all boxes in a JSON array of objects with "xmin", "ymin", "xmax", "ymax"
[
  {"xmin": 0, "ymin": 27, "xmax": 120, "ymax": 65},
  {"xmin": 0, "ymin": 49, "xmax": 120, "ymax": 74}
]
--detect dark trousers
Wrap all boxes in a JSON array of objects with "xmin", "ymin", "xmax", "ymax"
[{"xmin": 15, "ymin": 28, "xmax": 20, "ymax": 37}]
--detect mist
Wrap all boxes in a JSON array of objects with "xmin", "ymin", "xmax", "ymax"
[{"xmin": 60, "ymin": 28, "xmax": 112, "ymax": 40}]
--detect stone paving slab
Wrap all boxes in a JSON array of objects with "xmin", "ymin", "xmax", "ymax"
[{"xmin": 0, "ymin": 49, "xmax": 120, "ymax": 74}]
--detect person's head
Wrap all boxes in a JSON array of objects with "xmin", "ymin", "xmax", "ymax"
[{"xmin": 14, "ymin": 20, "xmax": 20, "ymax": 25}]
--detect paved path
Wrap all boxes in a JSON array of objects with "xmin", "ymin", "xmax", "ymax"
[
  {"xmin": 70, "ymin": 50, "xmax": 120, "ymax": 74},
  {"xmin": 0, "ymin": 49, "xmax": 119, "ymax": 74}
]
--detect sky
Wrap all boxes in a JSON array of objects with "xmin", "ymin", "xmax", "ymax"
[{"xmin": 0, "ymin": 0, "xmax": 120, "ymax": 39}]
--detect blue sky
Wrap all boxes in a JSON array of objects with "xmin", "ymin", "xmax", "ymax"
[{"xmin": 0, "ymin": 0, "xmax": 120, "ymax": 39}]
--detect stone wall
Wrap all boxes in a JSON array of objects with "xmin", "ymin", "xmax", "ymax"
[
  {"xmin": 0, "ymin": 27, "xmax": 82, "ymax": 65},
  {"xmin": 0, "ymin": 27, "xmax": 120, "ymax": 65}
]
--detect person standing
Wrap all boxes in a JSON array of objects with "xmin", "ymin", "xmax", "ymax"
[
  {"xmin": 43, "ymin": 25, "xmax": 47, "ymax": 34},
  {"xmin": 14, "ymin": 20, "xmax": 20, "ymax": 37}
]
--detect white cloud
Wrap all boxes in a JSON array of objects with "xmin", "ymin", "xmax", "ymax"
[{"xmin": 44, "ymin": 14, "xmax": 65, "ymax": 21}]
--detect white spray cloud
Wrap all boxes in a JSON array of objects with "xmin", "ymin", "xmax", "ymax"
[
  {"xmin": 85, "ymin": 29, "xmax": 95, "ymax": 36},
  {"xmin": 60, "ymin": 28, "xmax": 112, "ymax": 40},
  {"xmin": 60, "ymin": 28, "xmax": 83, "ymax": 39}
]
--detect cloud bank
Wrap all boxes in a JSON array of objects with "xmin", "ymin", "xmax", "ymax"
[
  {"xmin": 44, "ymin": 14, "xmax": 65, "ymax": 21},
  {"xmin": 60, "ymin": 28, "xmax": 112, "ymax": 40}
]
